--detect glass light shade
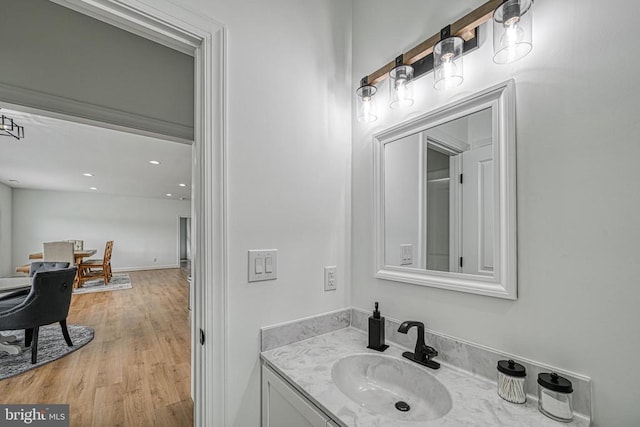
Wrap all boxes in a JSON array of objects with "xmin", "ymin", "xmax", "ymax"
[
  {"xmin": 433, "ymin": 36, "xmax": 464, "ymax": 90},
  {"xmin": 493, "ymin": 0, "xmax": 533, "ymax": 64},
  {"xmin": 356, "ymin": 84, "xmax": 378, "ymax": 123},
  {"xmin": 389, "ymin": 64, "xmax": 414, "ymax": 109}
]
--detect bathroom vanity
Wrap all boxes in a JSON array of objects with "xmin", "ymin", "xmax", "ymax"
[{"xmin": 261, "ymin": 325, "xmax": 590, "ymax": 426}]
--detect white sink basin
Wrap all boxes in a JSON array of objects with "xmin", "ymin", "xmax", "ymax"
[{"xmin": 331, "ymin": 353, "xmax": 452, "ymax": 422}]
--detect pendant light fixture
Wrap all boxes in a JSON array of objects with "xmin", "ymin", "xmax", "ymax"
[
  {"xmin": 433, "ymin": 26, "xmax": 464, "ymax": 90},
  {"xmin": 0, "ymin": 114, "xmax": 24, "ymax": 140},
  {"xmin": 389, "ymin": 55, "xmax": 414, "ymax": 109},
  {"xmin": 493, "ymin": 0, "xmax": 533, "ymax": 64},
  {"xmin": 356, "ymin": 77, "xmax": 378, "ymax": 123}
]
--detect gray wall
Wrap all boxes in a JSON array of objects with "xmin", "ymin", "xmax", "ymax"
[
  {"xmin": 351, "ymin": 0, "xmax": 640, "ymax": 425},
  {"xmin": 0, "ymin": 0, "xmax": 193, "ymax": 141}
]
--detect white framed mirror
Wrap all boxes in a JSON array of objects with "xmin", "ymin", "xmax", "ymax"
[{"xmin": 373, "ymin": 80, "xmax": 517, "ymax": 299}]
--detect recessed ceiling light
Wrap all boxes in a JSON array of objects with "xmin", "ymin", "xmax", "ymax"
[
  {"xmin": 83, "ymin": 173, "xmax": 94, "ymax": 177},
  {"xmin": 89, "ymin": 187, "xmax": 98, "ymax": 190},
  {"xmin": 149, "ymin": 160, "xmax": 160, "ymax": 165},
  {"xmin": 166, "ymin": 193, "xmax": 173, "ymax": 197},
  {"xmin": 178, "ymin": 183, "xmax": 186, "ymax": 187}
]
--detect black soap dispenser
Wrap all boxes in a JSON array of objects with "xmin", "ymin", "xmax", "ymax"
[{"xmin": 367, "ymin": 302, "xmax": 388, "ymax": 352}]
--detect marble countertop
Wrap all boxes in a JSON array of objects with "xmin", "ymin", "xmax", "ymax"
[{"xmin": 261, "ymin": 327, "xmax": 589, "ymax": 427}]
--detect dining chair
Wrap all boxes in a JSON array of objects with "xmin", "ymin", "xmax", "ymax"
[
  {"xmin": 78, "ymin": 241, "xmax": 114, "ymax": 286},
  {"xmin": 43, "ymin": 241, "xmax": 75, "ymax": 265},
  {"xmin": 67, "ymin": 240, "xmax": 84, "ymax": 251}
]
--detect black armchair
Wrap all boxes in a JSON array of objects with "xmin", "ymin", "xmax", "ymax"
[
  {"xmin": 0, "ymin": 262, "xmax": 71, "ymax": 312},
  {"xmin": 0, "ymin": 267, "xmax": 77, "ymax": 364}
]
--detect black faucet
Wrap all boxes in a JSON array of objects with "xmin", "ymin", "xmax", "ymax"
[{"xmin": 397, "ymin": 321, "xmax": 440, "ymax": 369}]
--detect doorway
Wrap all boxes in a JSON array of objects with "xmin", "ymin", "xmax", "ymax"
[
  {"xmin": 1, "ymin": 1, "xmax": 227, "ymax": 425},
  {"xmin": 179, "ymin": 216, "xmax": 192, "ymax": 266}
]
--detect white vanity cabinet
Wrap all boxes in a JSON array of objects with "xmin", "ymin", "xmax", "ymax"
[{"xmin": 262, "ymin": 364, "xmax": 338, "ymax": 427}]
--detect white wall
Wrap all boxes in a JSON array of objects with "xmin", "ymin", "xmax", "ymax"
[
  {"xmin": 352, "ymin": 0, "xmax": 640, "ymax": 425},
  {"xmin": 179, "ymin": 0, "xmax": 353, "ymax": 425},
  {"xmin": 12, "ymin": 189, "xmax": 190, "ymax": 272},
  {"xmin": 0, "ymin": 0, "xmax": 194, "ymax": 140},
  {"xmin": 0, "ymin": 182, "xmax": 12, "ymax": 277},
  {"xmin": 384, "ymin": 133, "xmax": 421, "ymax": 267}
]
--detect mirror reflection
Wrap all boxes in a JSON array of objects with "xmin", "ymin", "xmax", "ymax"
[{"xmin": 384, "ymin": 108, "xmax": 494, "ymax": 276}]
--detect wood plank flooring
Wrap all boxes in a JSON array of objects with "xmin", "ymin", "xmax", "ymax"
[{"xmin": 0, "ymin": 269, "xmax": 193, "ymax": 427}]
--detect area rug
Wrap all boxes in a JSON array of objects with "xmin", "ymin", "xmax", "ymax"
[
  {"xmin": 0, "ymin": 324, "xmax": 94, "ymax": 380},
  {"xmin": 73, "ymin": 273, "xmax": 132, "ymax": 294}
]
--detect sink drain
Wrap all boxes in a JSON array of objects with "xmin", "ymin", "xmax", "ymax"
[{"xmin": 395, "ymin": 401, "xmax": 411, "ymax": 412}]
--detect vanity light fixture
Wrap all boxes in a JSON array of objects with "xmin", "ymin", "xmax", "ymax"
[
  {"xmin": 356, "ymin": 76, "xmax": 378, "ymax": 123},
  {"xmin": 357, "ymin": 0, "xmax": 534, "ymax": 122},
  {"xmin": 0, "ymin": 115, "xmax": 24, "ymax": 140},
  {"xmin": 434, "ymin": 26, "xmax": 464, "ymax": 90},
  {"xmin": 389, "ymin": 55, "xmax": 414, "ymax": 109},
  {"xmin": 492, "ymin": 0, "xmax": 534, "ymax": 64}
]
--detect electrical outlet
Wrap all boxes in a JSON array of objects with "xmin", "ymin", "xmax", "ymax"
[{"xmin": 324, "ymin": 266, "xmax": 337, "ymax": 292}]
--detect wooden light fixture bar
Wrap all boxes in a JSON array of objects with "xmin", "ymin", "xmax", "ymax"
[{"xmin": 365, "ymin": 0, "xmax": 503, "ymax": 85}]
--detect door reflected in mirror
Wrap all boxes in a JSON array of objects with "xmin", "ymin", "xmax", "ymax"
[
  {"xmin": 384, "ymin": 108, "xmax": 494, "ymax": 276},
  {"xmin": 374, "ymin": 80, "xmax": 517, "ymax": 299}
]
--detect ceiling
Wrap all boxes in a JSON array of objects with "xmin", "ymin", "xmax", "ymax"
[{"xmin": 0, "ymin": 108, "xmax": 192, "ymax": 200}]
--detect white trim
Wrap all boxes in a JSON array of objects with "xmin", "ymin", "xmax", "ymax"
[
  {"xmin": 47, "ymin": 1, "xmax": 228, "ymax": 426},
  {"xmin": 49, "ymin": 0, "xmax": 201, "ymax": 55},
  {"xmin": 423, "ymin": 127, "xmax": 470, "ymax": 152},
  {"xmin": 373, "ymin": 80, "xmax": 517, "ymax": 300},
  {"xmin": 0, "ymin": 83, "xmax": 193, "ymax": 143}
]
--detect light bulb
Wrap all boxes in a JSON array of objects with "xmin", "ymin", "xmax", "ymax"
[
  {"xmin": 500, "ymin": 23, "xmax": 525, "ymax": 62},
  {"xmin": 362, "ymin": 97, "xmax": 372, "ymax": 118},
  {"xmin": 357, "ymin": 83, "xmax": 377, "ymax": 122},
  {"xmin": 434, "ymin": 36, "xmax": 464, "ymax": 91},
  {"xmin": 394, "ymin": 78, "xmax": 413, "ymax": 108},
  {"xmin": 492, "ymin": 0, "xmax": 533, "ymax": 64},
  {"xmin": 441, "ymin": 59, "xmax": 456, "ymax": 84},
  {"xmin": 389, "ymin": 64, "xmax": 414, "ymax": 109}
]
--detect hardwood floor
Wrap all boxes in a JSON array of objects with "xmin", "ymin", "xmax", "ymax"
[{"xmin": 0, "ymin": 269, "xmax": 193, "ymax": 427}]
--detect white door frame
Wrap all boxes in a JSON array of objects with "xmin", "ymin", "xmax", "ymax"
[{"xmin": 47, "ymin": 1, "xmax": 228, "ymax": 425}]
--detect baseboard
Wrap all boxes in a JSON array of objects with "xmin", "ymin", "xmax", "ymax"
[{"xmin": 113, "ymin": 265, "xmax": 179, "ymax": 272}]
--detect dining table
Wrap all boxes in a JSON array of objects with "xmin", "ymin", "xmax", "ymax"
[
  {"xmin": 19, "ymin": 249, "xmax": 98, "ymax": 288},
  {"xmin": 28, "ymin": 249, "xmax": 97, "ymax": 265},
  {"xmin": 0, "ymin": 276, "xmax": 31, "ymax": 295}
]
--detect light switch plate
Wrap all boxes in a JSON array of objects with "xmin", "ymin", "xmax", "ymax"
[{"xmin": 248, "ymin": 249, "xmax": 278, "ymax": 282}]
